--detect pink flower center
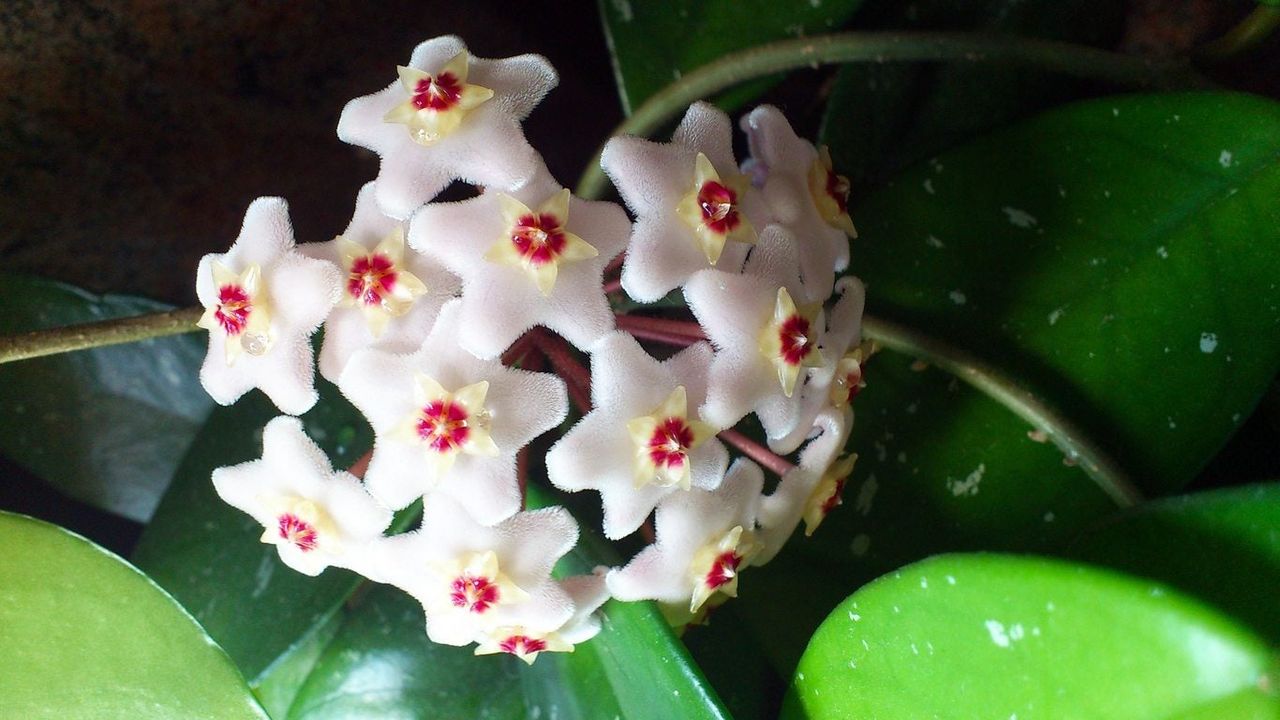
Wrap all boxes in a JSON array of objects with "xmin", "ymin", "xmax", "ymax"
[
  {"xmin": 510, "ymin": 213, "xmax": 568, "ymax": 266},
  {"xmin": 214, "ymin": 284, "xmax": 252, "ymax": 336},
  {"xmin": 647, "ymin": 417, "xmax": 695, "ymax": 469},
  {"xmin": 825, "ymin": 168, "xmax": 850, "ymax": 214},
  {"xmin": 705, "ymin": 550, "xmax": 743, "ymax": 590},
  {"xmin": 450, "ymin": 574, "xmax": 500, "ymax": 613},
  {"xmin": 347, "ymin": 253, "xmax": 399, "ymax": 307},
  {"xmin": 777, "ymin": 315, "xmax": 815, "ymax": 366},
  {"xmin": 697, "ymin": 181, "xmax": 741, "ymax": 235},
  {"xmin": 416, "ymin": 399, "xmax": 471, "ymax": 453},
  {"xmin": 499, "ymin": 634, "xmax": 547, "ymax": 655},
  {"xmin": 277, "ymin": 513, "xmax": 318, "ymax": 552},
  {"xmin": 412, "ymin": 72, "xmax": 463, "ymax": 111}
]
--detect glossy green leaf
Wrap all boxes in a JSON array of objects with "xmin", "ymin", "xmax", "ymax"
[
  {"xmin": 821, "ymin": 0, "xmax": 1124, "ymax": 186},
  {"xmin": 785, "ymin": 554, "xmax": 1279, "ymax": 719},
  {"xmin": 844, "ymin": 92, "xmax": 1280, "ymax": 494},
  {"xmin": 0, "ymin": 274, "xmax": 211, "ymax": 521},
  {"xmin": 1069, "ymin": 483, "xmax": 1280, "ymax": 644},
  {"xmin": 0, "ymin": 510, "xmax": 266, "ymax": 719},
  {"xmin": 131, "ymin": 381, "xmax": 384, "ymax": 683},
  {"xmin": 598, "ymin": 0, "xmax": 863, "ymax": 114}
]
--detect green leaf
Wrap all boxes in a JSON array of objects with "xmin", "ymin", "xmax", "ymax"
[
  {"xmin": 0, "ymin": 510, "xmax": 266, "ymax": 719},
  {"xmin": 821, "ymin": 0, "xmax": 1125, "ymax": 186},
  {"xmin": 598, "ymin": 0, "xmax": 864, "ymax": 115},
  {"xmin": 131, "ymin": 382, "xmax": 382, "ymax": 683},
  {"xmin": 785, "ymin": 554, "xmax": 1279, "ymax": 719},
  {"xmin": 843, "ymin": 92, "xmax": 1280, "ymax": 494},
  {"xmin": 1068, "ymin": 483, "xmax": 1280, "ymax": 645},
  {"xmin": 0, "ymin": 274, "xmax": 211, "ymax": 521}
]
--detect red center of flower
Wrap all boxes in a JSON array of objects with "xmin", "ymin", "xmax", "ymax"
[
  {"xmin": 411, "ymin": 72, "xmax": 463, "ymax": 111},
  {"xmin": 825, "ymin": 168, "xmax": 850, "ymax": 214},
  {"xmin": 415, "ymin": 399, "xmax": 471, "ymax": 453},
  {"xmin": 820, "ymin": 477, "xmax": 848, "ymax": 517},
  {"xmin": 647, "ymin": 417, "xmax": 695, "ymax": 469},
  {"xmin": 510, "ymin": 213, "xmax": 567, "ymax": 266},
  {"xmin": 347, "ymin": 253, "xmax": 399, "ymax": 307},
  {"xmin": 778, "ymin": 315, "xmax": 815, "ymax": 366},
  {"xmin": 277, "ymin": 513, "xmax": 318, "ymax": 552},
  {"xmin": 697, "ymin": 181, "xmax": 741, "ymax": 235},
  {"xmin": 499, "ymin": 635, "xmax": 547, "ymax": 656},
  {"xmin": 450, "ymin": 574, "xmax": 499, "ymax": 613},
  {"xmin": 705, "ymin": 550, "xmax": 743, "ymax": 590},
  {"xmin": 215, "ymin": 284, "xmax": 252, "ymax": 336}
]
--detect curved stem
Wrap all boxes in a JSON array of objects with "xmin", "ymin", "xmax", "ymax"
[
  {"xmin": 576, "ymin": 31, "xmax": 1211, "ymax": 199},
  {"xmin": 0, "ymin": 306, "xmax": 203, "ymax": 364},
  {"xmin": 718, "ymin": 429, "xmax": 795, "ymax": 477},
  {"xmin": 1199, "ymin": 5, "xmax": 1280, "ymax": 60},
  {"xmin": 861, "ymin": 315, "xmax": 1143, "ymax": 508}
]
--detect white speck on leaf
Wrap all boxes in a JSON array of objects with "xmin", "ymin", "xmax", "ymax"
[
  {"xmin": 946, "ymin": 575, "xmax": 957, "ymax": 585},
  {"xmin": 856, "ymin": 475, "xmax": 878, "ymax": 516},
  {"xmin": 1157, "ymin": 246, "xmax": 1169, "ymax": 259},
  {"xmin": 1044, "ymin": 511, "xmax": 1056, "ymax": 522},
  {"xmin": 947, "ymin": 463, "xmax": 985, "ymax": 497},
  {"xmin": 1199, "ymin": 332, "xmax": 1218, "ymax": 353},
  {"xmin": 1219, "ymin": 150, "xmax": 1233, "ymax": 168},
  {"xmin": 926, "ymin": 234, "xmax": 945, "ymax": 248},
  {"xmin": 1112, "ymin": 107, "xmax": 1120, "ymax": 117},
  {"xmin": 949, "ymin": 290, "xmax": 967, "ymax": 305},
  {"xmin": 1048, "ymin": 307, "xmax": 1066, "ymax": 326},
  {"xmin": 1002, "ymin": 206, "xmax": 1037, "ymax": 229},
  {"xmin": 923, "ymin": 179, "xmax": 935, "ymax": 194},
  {"xmin": 985, "ymin": 620, "xmax": 1011, "ymax": 648}
]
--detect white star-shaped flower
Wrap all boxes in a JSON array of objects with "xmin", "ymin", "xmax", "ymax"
[
  {"xmin": 768, "ymin": 276, "xmax": 866, "ymax": 455},
  {"xmin": 195, "ymin": 197, "xmax": 340, "ymax": 415},
  {"xmin": 375, "ymin": 495, "xmax": 579, "ymax": 647},
  {"xmin": 337, "ymin": 36, "xmax": 558, "ymax": 219},
  {"xmin": 211, "ymin": 416, "xmax": 392, "ymax": 577},
  {"xmin": 337, "ymin": 300, "xmax": 567, "ymax": 524},
  {"xmin": 301, "ymin": 182, "xmax": 460, "ymax": 383},
  {"xmin": 545, "ymin": 332, "xmax": 728, "ymax": 539},
  {"xmin": 408, "ymin": 166, "xmax": 630, "ymax": 359},
  {"xmin": 607, "ymin": 458, "xmax": 764, "ymax": 613},
  {"xmin": 684, "ymin": 232, "xmax": 826, "ymax": 436},
  {"xmin": 754, "ymin": 407, "xmax": 852, "ymax": 565},
  {"xmin": 602, "ymin": 102, "xmax": 767, "ymax": 302},
  {"xmin": 741, "ymin": 105, "xmax": 853, "ymax": 300}
]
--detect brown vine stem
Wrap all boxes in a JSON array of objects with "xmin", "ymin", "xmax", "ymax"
[
  {"xmin": 718, "ymin": 429, "xmax": 795, "ymax": 477},
  {"xmin": 575, "ymin": 31, "xmax": 1212, "ymax": 200},
  {"xmin": 0, "ymin": 306, "xmax": 203, "ymax": 364}
]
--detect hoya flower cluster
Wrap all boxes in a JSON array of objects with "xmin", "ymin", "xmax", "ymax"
[{"xmin": 195, "ymin": 35, "xmax": 870, "ymax": 663}]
